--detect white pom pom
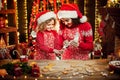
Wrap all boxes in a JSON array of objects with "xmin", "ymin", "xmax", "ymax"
[
  {"xmin": 31, "ymin": 30, "xmax": 36, "ymax": 38},
  {"xmin": 80, "ymin": 16, "xmax": 87, "ymax": 23}
]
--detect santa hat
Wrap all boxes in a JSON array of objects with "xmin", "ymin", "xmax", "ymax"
[
  {"xmin": 57, "ymin": 4, "xmax": 87, "ymax": 23},
  {"xmin": 31, "ymin": 11, "xmax": 56, "ymax": 38},
  {"xmin": 33, "ymin": 11, "xmax": 56, "ymax": 29}
]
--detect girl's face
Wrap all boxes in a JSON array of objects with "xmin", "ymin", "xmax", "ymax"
[
  {"xmin": 61, "ymin": 18, "xmax": 73, "ymax": 27},
  {"xmin": 46, "ymin": 19, "xmax": 55, "ymax": 31}
]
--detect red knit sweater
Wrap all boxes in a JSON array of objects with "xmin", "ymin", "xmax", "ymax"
[{"xmin": 61, "ymin": 22, "xmax": 93, "ymax": 60}]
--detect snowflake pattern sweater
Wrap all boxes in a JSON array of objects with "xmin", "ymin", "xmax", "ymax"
[
  {"xmin": 61, "ymin": 22, "xmax": 93, "ymax": 60},
  {"xmin": 34, "ymin": 30, "xmax": 63, "ymax": 60}
]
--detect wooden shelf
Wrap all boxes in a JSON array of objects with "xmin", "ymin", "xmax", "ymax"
[
  {"xmin": 0, "ymin": 9, "xmax": 16, "ymax": 14},
  {"xmin": 0, "ymin": 27, "xmax": 17, "ymax": 33},
  {"xmin": 0, "ymin": 0, "xmax": 18, "ymax": 49}
]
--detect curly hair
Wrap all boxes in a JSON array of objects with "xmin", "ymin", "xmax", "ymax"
[{"xmin": 36, "ymin": 18, "xmax": 56, "ymax": 32}]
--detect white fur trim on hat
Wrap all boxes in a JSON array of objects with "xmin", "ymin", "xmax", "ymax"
[
  {"xmin": 37, "ymin": 12, "xmax": 56, "ymax": 24},
  {"xmin": 57, "ymin": 10, "xmax": 78, "ymax": 19},
  {"xmin": 80, "ymin": 16, "xmax": 87, "ymax": 23}
]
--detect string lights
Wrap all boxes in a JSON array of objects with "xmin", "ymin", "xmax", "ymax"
[
  {"xmin": 107, "ymin": 0, "xmax": 119, "ymax": 7},
  {"xmin": 84, "ymin": 0, "xmax": 87, "ymax": 16},
  {"xmin": 24, "ymin": 0, "xmax": 28, "ymax": 42},
  {"xmin": 94, "ymin": 0, "xmax": 101, "ymax": 42},
  {"xmin": 14, "ymin": 0, "xmax": 19, "ymax": 43}
]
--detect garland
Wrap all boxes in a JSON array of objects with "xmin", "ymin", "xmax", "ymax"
[{"xmin": 0, "ymin": 62, "xmax": 32, "ymax": 76}]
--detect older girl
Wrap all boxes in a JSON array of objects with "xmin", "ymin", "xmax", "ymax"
[{"xmin": 57, "ymin": 4, "xmax": 93, "ymax": 60}]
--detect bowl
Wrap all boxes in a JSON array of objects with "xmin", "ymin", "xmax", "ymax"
[{"xmin": 109, "ymin": 60, "xmax": 120, "ymax": 73}]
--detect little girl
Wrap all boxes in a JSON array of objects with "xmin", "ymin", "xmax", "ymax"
[{"xmin": 34, "ymin": 11, "xmax": 63, "ymax": 60}]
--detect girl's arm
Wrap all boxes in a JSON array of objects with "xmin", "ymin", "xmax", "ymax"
[
  {"xmin": 36, "ymin": 32, "xmax": 53, "ymax": 53},
  {"xmin": 79, "ymin": 22, "xmax": 94, "ymax": 51}
]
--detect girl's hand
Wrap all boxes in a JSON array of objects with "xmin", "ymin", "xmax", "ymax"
[
  {"xmin": 53, "ymin": 49, "xmax": 63, "ymax": 54},
  {"xmin": 63, "ymin": 40, "xmax": 70, "ymax": 48},
  {"xmin": 70, "ymin": 40, "xmax": 79, "ymax": 47},
  {"xmin": 53, "ymin": 49, "xmax": 64, "ymax": 60}
]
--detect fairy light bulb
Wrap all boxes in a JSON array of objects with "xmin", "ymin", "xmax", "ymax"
[
  {"xmin": 35, "ymin": 78, "xmax": 37, "ymax": 80},
  {"xmin": 13, "ymin": 76, "xmax": 16, "ymax": 79},
  {"xmin": 4, "ymin": 0, "xmax": 7, "ymax": 3},
  {"xmin": 24, "ymin": 75, "xmax": 27, "ymax": 79}
]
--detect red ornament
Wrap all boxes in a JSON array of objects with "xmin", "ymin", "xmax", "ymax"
[
  {"xmin": 0, "ymin": 17, "xmax": 5, "ymax": 28},
  {"xmin": 14, "ymin": 64, "xmax": 22, "ymax": 76}
]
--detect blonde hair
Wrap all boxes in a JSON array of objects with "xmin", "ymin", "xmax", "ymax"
[{"xmin": 36, "ymin": 18, "xmax": 57, "ymax": 32}]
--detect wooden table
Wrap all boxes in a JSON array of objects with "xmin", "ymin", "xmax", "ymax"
[{"xmin": 0, "ymin": 59, "xmax": 120, "ymax": 80}]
